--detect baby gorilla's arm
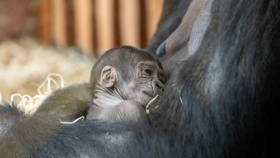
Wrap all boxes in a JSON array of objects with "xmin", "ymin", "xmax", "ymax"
[
  {"xmin": 111, "ymin": 101, "xmax": 147, "ymax": 123},
  {"xmin": 87, "ymin": 100, "xmax": 147, "ymax": 123}
]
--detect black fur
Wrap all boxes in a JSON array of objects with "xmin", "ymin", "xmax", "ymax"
[
  {"xmin": 150, "ymin": 0, "xmax": 279, "ymax": 157},
  {"xmin": 147, "ymin": 0, "xmax": 192, "ymax": 53}
]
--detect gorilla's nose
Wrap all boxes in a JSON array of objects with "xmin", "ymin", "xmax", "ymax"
[
  {"xmin": 153, "ymin": 80, "xmax": 164, "ymax": 96},
  {"xmin": 156, "ymin": 81, "xmax": 164, "ymax": 91}
]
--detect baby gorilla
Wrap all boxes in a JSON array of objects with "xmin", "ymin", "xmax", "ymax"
[
  {"xmin": 35, "ymin": 46, "xmax": 166, "ymax": 124},
  {"xmin": 0, "ymin": 46, "xmax": 166, "ymax": 157},
  {"xmin": 87, "ymin": 46, "xmax": 166, "ymax": 123}
]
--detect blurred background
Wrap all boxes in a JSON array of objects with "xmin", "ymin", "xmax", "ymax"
[
  {"xmin": 0, "ymin": 0, "xmax": 163, "ymax": 54},
  {"xmin": 0, "ymin": 0, "xmax": 163, "ymax": 107}
]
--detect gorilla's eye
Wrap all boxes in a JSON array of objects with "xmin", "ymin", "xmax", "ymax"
[{"xmin": 143, "ymin": 69, "xmax": 152, "ymax": 76}]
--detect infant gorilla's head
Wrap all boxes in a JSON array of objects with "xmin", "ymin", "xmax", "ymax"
[
  {"xmin": 87, "ymin": 46, "xmax": 166, "ymax": 122},
  {"xmin": 90, "ymin": 46, "xmax": 166, "ymax": 106}
]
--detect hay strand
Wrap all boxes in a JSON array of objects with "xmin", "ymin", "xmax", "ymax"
[
  {"xmin": 145, "ymin": 94, "xmax": 158, "ymax": 114},
  {"xmin": 9, "ymin": 73, "xmax": 64, "ymax": 114},
  {"xmin": 59, "ymin": 116, "xmax": 85, "ymax": 124}
]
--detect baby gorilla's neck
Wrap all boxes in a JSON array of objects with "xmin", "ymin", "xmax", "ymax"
[{"xmin": 94, "ymin": 84, "xmax": 124, "ymax": 105}]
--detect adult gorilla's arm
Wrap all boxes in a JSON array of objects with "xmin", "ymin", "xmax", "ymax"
[
  {"xmin": 0, "ymin": 83, "xmax": 92, "ymax": 157},
  {"xmin": 0, "ymin": 104, "xmax": 63, "ymax": 157}
]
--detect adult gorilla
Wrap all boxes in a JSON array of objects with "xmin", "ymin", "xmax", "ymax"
[
  {"xmin": 1, "ymin": 0, "xmax": 279, "ymax": 157},
  {"xmin": 149, "ymin": 1, "xmax": 279, "ymax": 158}
]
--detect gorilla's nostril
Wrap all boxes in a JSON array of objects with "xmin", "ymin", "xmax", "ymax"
[
  {"xmin": 156, "ymin": 84, "xmax": 164, "ymax": 93},
  {"xmin": 156, "ymin": 84, "xmax": 162, "ymax": 90}
]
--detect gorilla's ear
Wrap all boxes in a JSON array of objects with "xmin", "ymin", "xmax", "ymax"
[{"xmin": 100, "ymin": 66, "xmax": 117, "ymax": 88}]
